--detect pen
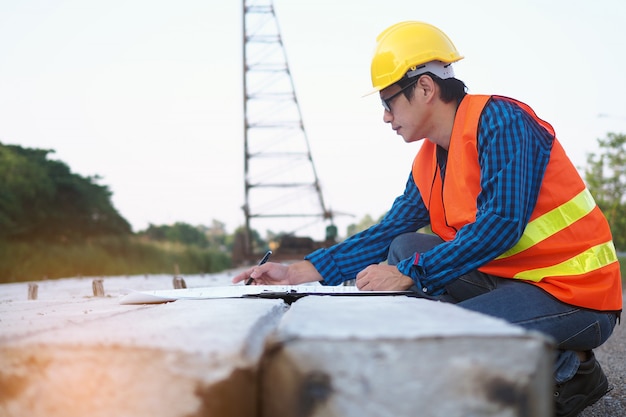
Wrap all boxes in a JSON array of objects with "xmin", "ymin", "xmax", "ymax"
[{"xmin": 245, "ymin": 250, "xmax": 272, "ymax": 285}]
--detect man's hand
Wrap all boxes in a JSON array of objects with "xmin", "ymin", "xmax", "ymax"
[
  {"xmin": 355, "ymin": 264, "xmax": 414, "ymax": 291},
  {"xmin": 232, "ymin": 262, "xmax": 290, "ymax": 285},
  {"xmin": 232, "ymin": 260, "xmax": 323, "ymax": 286}
]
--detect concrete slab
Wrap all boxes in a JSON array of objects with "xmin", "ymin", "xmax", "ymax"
[
  {"xmin": 261, "ymin": 295, "xmax": 554, "ymax": 417},
  {"xmin": 1, "ymin": 276, "xmax": 557, "ymax": 417},
  {"xmin": 0, "ymin": 276, "xmax": 286, "ymax": 417}
]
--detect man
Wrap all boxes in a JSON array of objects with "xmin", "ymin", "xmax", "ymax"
[{"xmin": 233, "ymin": 21, "xmax": 622, "ymax": 417}]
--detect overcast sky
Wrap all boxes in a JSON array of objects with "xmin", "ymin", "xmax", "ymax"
[{"xmin": 1, "ymin": 0, "xmax": 625, "ymax": 240}]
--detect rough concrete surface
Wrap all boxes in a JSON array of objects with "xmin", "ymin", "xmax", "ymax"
[
  {"xmin": 263, "ymin": 296, "xmax": 554, "ymax": 417},
  {"xmin": 0, "ymin": 273, "xmax": 286, "ymax": 417}
]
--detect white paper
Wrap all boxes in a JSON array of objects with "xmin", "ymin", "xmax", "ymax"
[{"xmin": 119, "ymin": 285, "xmax": 409, "ymax": 305}]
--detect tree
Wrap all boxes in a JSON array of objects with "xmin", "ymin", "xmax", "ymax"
[
  {"xmin": 0, "ymin": 145, "xmax": 54, "ymax": 238},
  {"xmin": 584, "ymin": 132, "xmax": 626, "ymax": 251},
  {"xmin": 140, "ymin": 222, "xmax": 210, "ymax": 248},
  {"xmin": 346, "ymin": 214, "xmax": 379, "ymax": 237},
  {"xmin": 200, "ymin": 220, "xmax": 231, "ymax": 251},
  {"xmin": 0, "ymin": 143, "xmax": 131, "ymax": 241}
]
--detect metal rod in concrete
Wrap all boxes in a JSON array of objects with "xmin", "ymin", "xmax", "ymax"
[
  {"xmin": 92, "ymin": 279, "xmax": 105, "ymax": 297},
  {"xmin": 28, "ymin": 283, "xmax": 38, "ymax": 300}
]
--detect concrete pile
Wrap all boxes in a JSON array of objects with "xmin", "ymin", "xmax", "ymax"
[{"xmin": 0, "ymin": 275, "xmax": 554, "ymax": 417}]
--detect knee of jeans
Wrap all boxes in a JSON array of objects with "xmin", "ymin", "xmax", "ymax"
[
  {"xmin": 388, "ymin": 233, "xmax": 443, "ymax": 265},
  {"xmin": 388, "ymin": 234, "xmax": 415, "ymax": 265}
]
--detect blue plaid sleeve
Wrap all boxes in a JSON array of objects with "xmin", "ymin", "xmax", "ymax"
[{"xmin": 305, "ymin": 173, "xmax": 429, "ymax": 285}]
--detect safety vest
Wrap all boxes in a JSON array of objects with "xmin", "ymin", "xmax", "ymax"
[{"xmin": 412, "ymin": 94, "xmax": 622, "ymax": 311}]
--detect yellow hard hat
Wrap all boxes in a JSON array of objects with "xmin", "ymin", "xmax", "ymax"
[{"xmin": 370, "ymin": 21, "xmax": 464, "ymax": 92}]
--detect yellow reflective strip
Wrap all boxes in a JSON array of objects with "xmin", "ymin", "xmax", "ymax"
[
  {"xmin": 512, "ymin": 241, "xmax": 618, "ymax": 282},
  {"xmin": 497, "ymin": 189, "xmax": 596, "ymax": 259}
]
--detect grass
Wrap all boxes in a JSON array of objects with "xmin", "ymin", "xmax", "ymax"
[{"xmin": 0, "ymin": 236, "xmax": 231, "ymax": 283}]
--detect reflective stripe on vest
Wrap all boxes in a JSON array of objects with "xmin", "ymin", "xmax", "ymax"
[
  {"xmin": 513, "ymin": 241, "xmax": 618, "ymax": 282},
  {"xmin": 496, "ymin": 188, "xmax": 596, "ymax": 259}
]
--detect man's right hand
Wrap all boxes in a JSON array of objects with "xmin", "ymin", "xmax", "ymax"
[{"xmin": 231, "ymin": 260, "xmax": 323, "ymax": 286}]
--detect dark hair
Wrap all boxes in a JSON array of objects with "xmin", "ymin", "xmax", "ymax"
[{"xmin": 398, "ymin": 73, "xmax": 467, "ymax": 104}]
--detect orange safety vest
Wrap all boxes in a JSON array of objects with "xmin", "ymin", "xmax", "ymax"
[{"xmin": 412, "ymin": 94, "xmax": 622, "ymax": 311}]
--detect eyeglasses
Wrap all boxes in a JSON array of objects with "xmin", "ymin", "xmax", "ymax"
[{"xmin": 381, "ymin": 79, "xmax": 419, "ymax": 113}]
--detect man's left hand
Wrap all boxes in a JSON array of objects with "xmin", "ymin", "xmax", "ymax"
[{"xmin": 355, "ymin": 264, "xmax": 414, "ymax": 291}]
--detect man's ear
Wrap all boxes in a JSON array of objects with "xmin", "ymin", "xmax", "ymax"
[{"xmin": 418, "ymin": 75, "xmax": 436, "ymax": 100}]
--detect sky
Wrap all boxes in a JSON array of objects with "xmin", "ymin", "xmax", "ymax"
[{"xmin": 1, "ymin": 0, "xmax": 625, "ymax": 241}]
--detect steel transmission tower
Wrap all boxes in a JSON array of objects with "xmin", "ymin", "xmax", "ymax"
[{"xmin": 240, "ymin": 0, "xmax": 335, "ymax": 259}]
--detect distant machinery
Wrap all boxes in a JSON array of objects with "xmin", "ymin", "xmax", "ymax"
[{"xmin": 238, "ymin": 0, "xmax": 337, "ymax": 262}]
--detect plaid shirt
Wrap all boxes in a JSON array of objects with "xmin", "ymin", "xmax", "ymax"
[{"xmin": 305, "ymin": 97, "xmax": 554, "ymax": 294}]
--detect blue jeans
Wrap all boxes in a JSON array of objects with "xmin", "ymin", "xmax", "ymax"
[{"xmin": 388, "ymin": 233, "xmax": 618, "ymax": 383}]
